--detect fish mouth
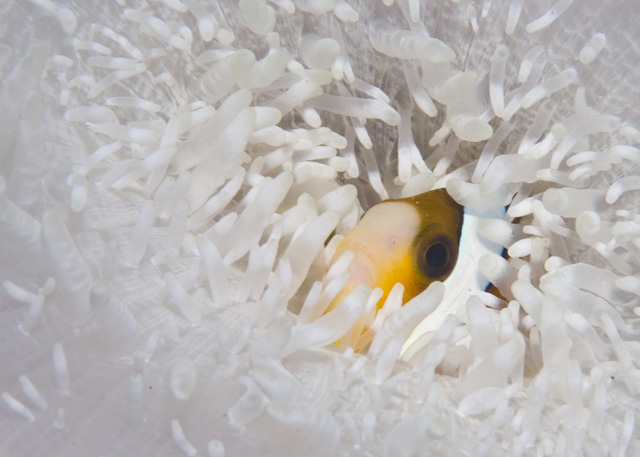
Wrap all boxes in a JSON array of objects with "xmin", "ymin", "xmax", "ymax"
[
  {"xmin": 323, "ymin": 238, "xmax": 382, "ymax": 318},
  {"xmin": 342, "ymin": 244, "xmax": 380, "ymax": 287}
]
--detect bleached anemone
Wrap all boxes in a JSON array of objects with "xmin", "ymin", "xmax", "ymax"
[{"xmin": 1, "ymin": 0, "xmax": 639, "ymax": 455}]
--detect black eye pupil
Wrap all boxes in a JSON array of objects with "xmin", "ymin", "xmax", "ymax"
[{"xmin": 426, "ymin": 243, "xmax": 447, "ymax": 269}]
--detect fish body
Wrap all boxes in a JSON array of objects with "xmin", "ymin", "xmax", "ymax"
[{"xmin": 325, "ymin": 188, "xmax": 505, "ymax": 353}]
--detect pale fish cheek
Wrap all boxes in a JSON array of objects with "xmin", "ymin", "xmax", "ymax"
[{"xmin": 345, "ymin": 250, "xmax": 379, "ymax": 287}]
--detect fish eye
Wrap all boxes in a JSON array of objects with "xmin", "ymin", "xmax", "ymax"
[
  {"xmin": 414, "ymin": 231, "xmax": 458, "ymax": 280},
  {"xmin": 425, "ymin": 242, "xmax": 447, "ymax": 269}
]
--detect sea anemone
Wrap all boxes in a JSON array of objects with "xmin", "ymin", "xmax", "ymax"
[{"xmin": 1, "ymin": 0, "xmax": 639, "ymax": 455}]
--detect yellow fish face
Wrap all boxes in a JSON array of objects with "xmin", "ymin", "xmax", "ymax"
[
  {"xmin": 324, "ymin": 187, "xmax": 507, "ymax": 353},
  {"xmin": 325, "ymin": 188, "xmax": 464, "ymax": 315}
]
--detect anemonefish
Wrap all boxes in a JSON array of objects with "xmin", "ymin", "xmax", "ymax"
[{"xmin": 325, "ymin": 188, "xmax": 506, "ymax": 355}]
